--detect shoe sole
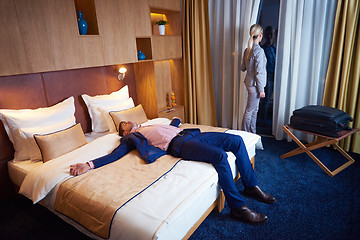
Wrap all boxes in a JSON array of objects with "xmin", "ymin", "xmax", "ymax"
[
  {"xmin": 229, "ymin": 213, "xmax": 269, "ymax": 225},
  {"xmin": 242, "ymin": 192, "xmax": 276, "ymax": 204}
]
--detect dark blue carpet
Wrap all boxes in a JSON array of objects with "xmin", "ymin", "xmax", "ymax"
[{"xmin": 189, "ymin": 136, "xmax": 360, "ymax": 240}]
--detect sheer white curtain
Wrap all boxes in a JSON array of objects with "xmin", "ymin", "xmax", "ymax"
[
  {"xmin": 273, "ymin": 0, "xmax": 337, "ymax": 140},
  {"xmin": 209, "ymin": 0, "xmax": 261, "ymax": 129}
]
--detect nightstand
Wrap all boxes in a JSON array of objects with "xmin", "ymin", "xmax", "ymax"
[{"xmin": 158, "ymin": 105, "xmax": 185, "ymax": 123}]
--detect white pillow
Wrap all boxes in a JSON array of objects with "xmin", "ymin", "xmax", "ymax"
[
  {"xmin": 92, "ymin": 97, "xmax": 135, "ymax": 133},
  {"xmin": 82, "ymin": 86, "xmax": 130, "ymax": 133},
  {"xmin": 0, "ymin": 97, "xmax": 75, "ymax": 161},
  {"xmin": 98, "ymin": 97, "xmax": 135, "ymax": 133},
  {"xmin": 19, "ymin": 117, "xmax": 76, "ymax": 161}
]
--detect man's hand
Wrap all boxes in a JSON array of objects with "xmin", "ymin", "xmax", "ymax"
[
  {"xmin": 259, "ymin": 91, "xmax": 265, "ymax": 98},
  {"xmin": 70, "ymin": 163, "xmax": 91, "ymax": 176}
]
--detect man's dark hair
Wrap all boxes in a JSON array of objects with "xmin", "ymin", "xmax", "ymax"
[
  {"xmin": 264, "ymin": 26, "xmax": 275, "ymax": 39},
  {"xmin": 118, "ymin": 121, "xmax": 127, "ymax": 136}
]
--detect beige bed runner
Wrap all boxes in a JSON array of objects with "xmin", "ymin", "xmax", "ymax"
[
  {"xmin": 55, "ymin": 124, "xmax": 227, "ymax": 239},
  {"xmin": 55, "ymin": 151, "xmax": 181, "ymax": 238}
]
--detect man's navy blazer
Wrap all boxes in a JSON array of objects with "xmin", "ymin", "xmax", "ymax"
[{"xmin": 92, "ymin": 118, "xmax": 185, "ymax": 168}]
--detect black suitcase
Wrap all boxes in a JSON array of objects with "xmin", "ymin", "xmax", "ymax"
[{"xmin": 290, "ymin": 105, "xmax": 353, "ymax": 137}]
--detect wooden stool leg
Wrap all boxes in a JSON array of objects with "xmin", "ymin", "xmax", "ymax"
[
  {"xmin": 281, "ymin": 125, "xmax": 357, "ymax": 177},
  {"xmin": 281, "ymin": 138, "xmax": 332, "ymax": 159},
  {"xmin": 303, "ymin": 148, "xmax": 334, "ymax": 177},
  {"xmin": 281, "ymin": 127, "xmax": 333, "ymax": 176},
  {"xmin": 329, "ymin": 143, "xmax": 355, "ymax": 176}
]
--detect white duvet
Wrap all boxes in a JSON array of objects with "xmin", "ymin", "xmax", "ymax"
[
  {"xmin": 19, "ymin": 118, "xmax": 175, "ymax": 204},
  {"xmin": 19, "ymin": 133, "xmax": 121, "ymax": 203}
]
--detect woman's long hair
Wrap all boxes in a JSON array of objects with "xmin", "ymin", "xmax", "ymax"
[{"xmin": 247, "ymin": 24, "xmax": 263, "ymax": 60}]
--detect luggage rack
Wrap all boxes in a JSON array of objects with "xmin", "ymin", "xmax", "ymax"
[{"xmin": 281, "ymin": 125, "xmax": 359, "ymax": 177}]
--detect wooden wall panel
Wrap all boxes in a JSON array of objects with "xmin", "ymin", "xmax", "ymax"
[
  {"xmin": 0, "ymin": 0, "xmax": 29, "ymax": 75},
  {"xmin": 15, "ymin": 0, "xmax": 104, "ymax": 74},
  {"xmin": 15, "ymin": 0, "xmax": 72, "ymax": 72},
  {"xmin": 149, "ymin": 0, "xmax": 181, "ymax": 11},
  {"xmin": 74, "ymin": 35, "xmax": 105, "ymax": 69},
  {"xmin": 152, "ymin": 36, "xmax": 182, "ymax": 60},
  {"xmin": 96, "ymin": 0, "xmax": 151, "ymax": 65},
  {"xmin": 134, "ymin": 62, "xmax": 158, "ymax": 119},
  {"xmin": 43, "ymin": 0, "xmax": 81, "ymax": 70},
  {"xmin": 170, "ymin": 59, "xmax": 184, "ymax": 107},
  {"xmin": 131, "ymin": 0, "xmax": 152, "ymax": 37},
  {"xmin": 72, "ymin": 1, "xmax": 105, "ymax": 68},
  {"xmin": 154, "ymin": 61, "xmax": 172, "ymax": 109},
  {"xmin": 0, "ymin": 0, "xmax": 179, "ymax": 76},
  {"xmin": 165, "ymin": 11, "xmax": 181, "ymax": 35}
]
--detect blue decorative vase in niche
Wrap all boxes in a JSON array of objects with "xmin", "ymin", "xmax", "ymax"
[
  {"xmin": 77, "ymin": 11, "xmax": 88, "ymax": 35},
  {"xmin": 138, "ymin": 50, "xmax": 146, "ymax": 60}
]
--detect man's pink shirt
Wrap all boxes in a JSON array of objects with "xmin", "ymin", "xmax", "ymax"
[{"xmin": 134, "ymin": 125, "xmax": 182, "ymax": 151}]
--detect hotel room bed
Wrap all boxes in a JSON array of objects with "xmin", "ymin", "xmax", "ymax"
[{"xmin": 7, "ymin": 118, "xmax": 261, "ymax": 240}]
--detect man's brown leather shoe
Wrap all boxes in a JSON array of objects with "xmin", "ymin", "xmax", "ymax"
[
  {"xmin": 243, "ymin": 186, "xmax": 276, "ymax": 204},
  {"xmin": 230, "ymin": 206, "xmax": 268, "ymax": 224}
]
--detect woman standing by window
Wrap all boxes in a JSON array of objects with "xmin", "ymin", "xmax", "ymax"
[{"xmin": 241, "ymin": 24, "xmax": 267, "ymax": 133}]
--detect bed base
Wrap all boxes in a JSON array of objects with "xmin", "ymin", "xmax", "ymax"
[
  {"xmin": 182, "ymin": 192, "xmax": 225, "ymax": 240},
  {"xmin": 182, "ymin": 156, "xmax": 255, "ymax": 240},
  {"xmin": 12, "ymin": 155, "xmax": 255, "ymax": 240}
]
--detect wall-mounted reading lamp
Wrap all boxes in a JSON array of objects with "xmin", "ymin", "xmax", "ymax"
[{"xmin": 118, "ymin": 67, "xmax": 127, "ymax": 81}]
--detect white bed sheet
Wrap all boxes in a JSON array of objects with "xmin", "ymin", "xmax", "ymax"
[
  {"xmin": 8, "ymin": 118, "xmax": 261, "ymax": 240},
  {"xmin": 8, "ymin": 130, "xmax": 114, "ymax": 187}
]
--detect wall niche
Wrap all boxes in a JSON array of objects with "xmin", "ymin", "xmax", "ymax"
[{"xmin": 74, "ymin": 0, "xmax": 99, "ymax": 35}]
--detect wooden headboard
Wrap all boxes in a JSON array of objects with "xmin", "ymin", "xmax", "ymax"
[{"xmin": 0, "ymin": 64, "xmax": 137, "ymax": 201}]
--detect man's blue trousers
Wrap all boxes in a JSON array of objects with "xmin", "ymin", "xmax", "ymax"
[{"xmin": 172, "ymin": 131, "xmax": 258, "ymax": 209}]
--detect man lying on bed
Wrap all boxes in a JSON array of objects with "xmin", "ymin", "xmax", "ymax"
[{"xmin": 70, "ymin": 117, "xmax": 275, "ymax": 224}]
